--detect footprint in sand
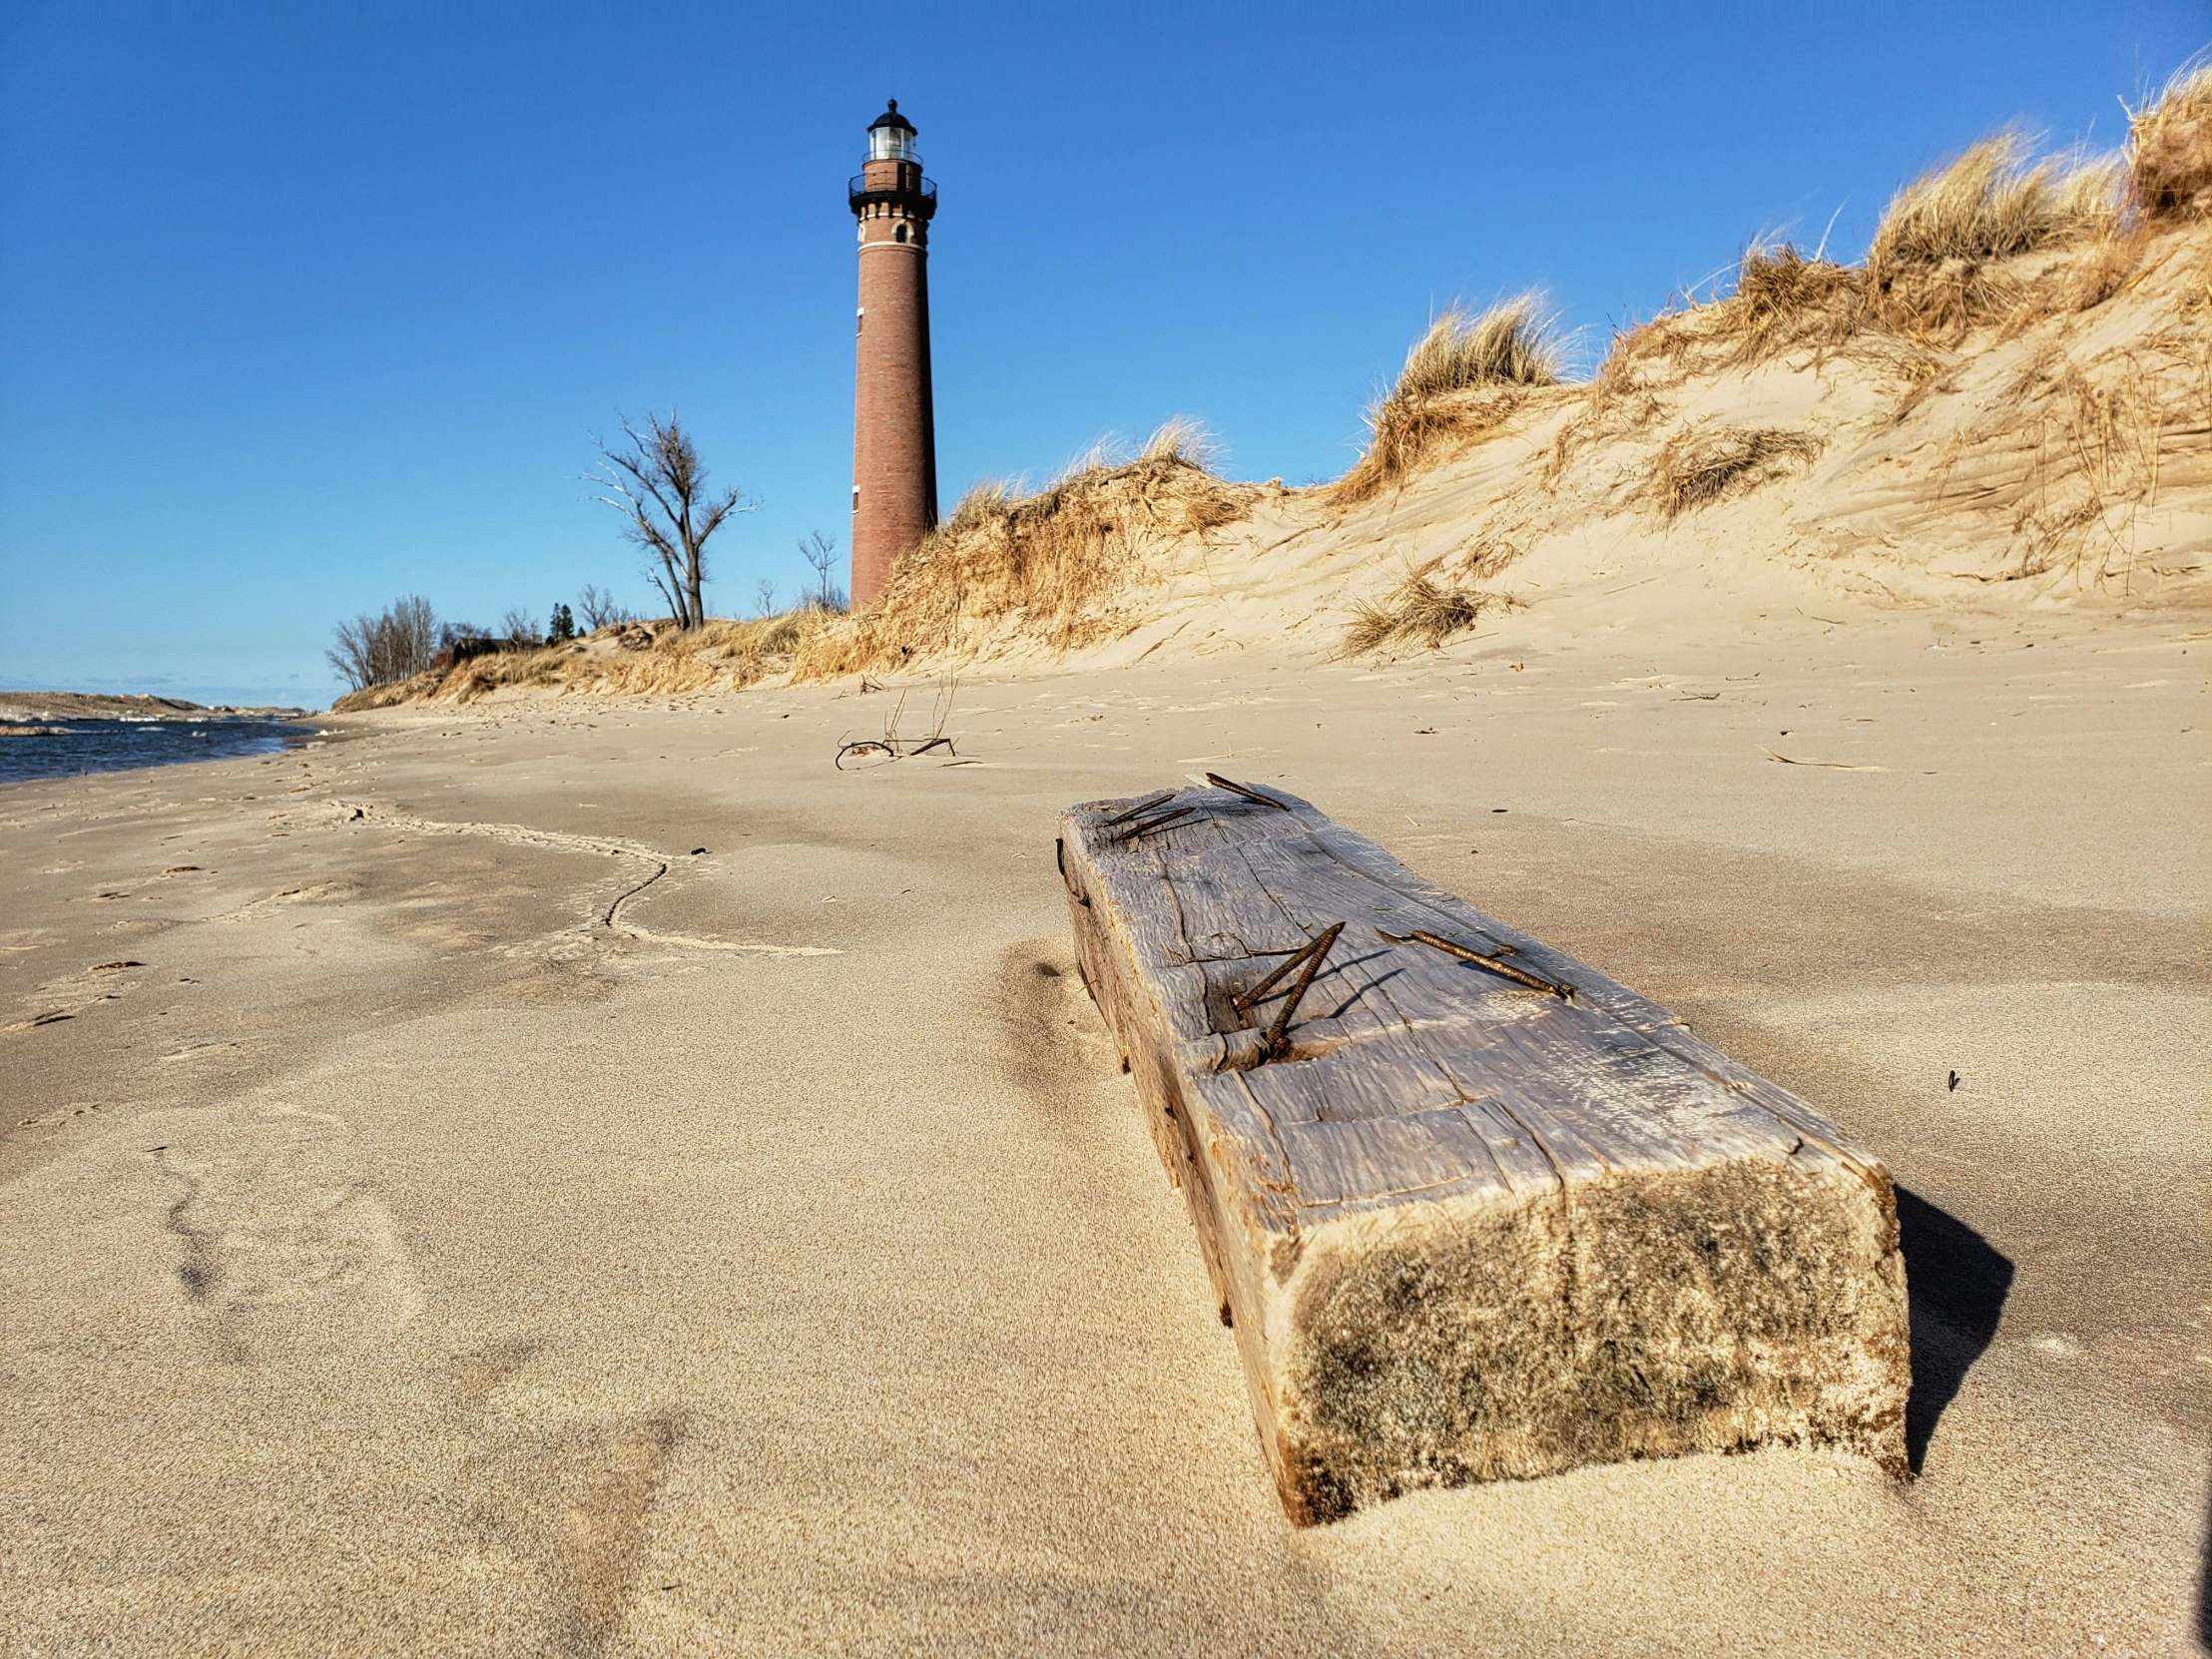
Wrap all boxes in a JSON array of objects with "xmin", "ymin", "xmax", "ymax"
[
  {"xmin": 143, "ymin": 1113, "xmax": 681, "ymax": 1648},
  {"xmin": 451, "ymin": 1336, "xmax": 689, "ymax": 1654},
  {"xmin": 151, "ymin": 1102, "xmax": 423, "ymax": 1365}
]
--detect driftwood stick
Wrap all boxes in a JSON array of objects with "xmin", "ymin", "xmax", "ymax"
[{"xmin": 834, "ymin": 739, "xmax": 894, "ymax": 770}]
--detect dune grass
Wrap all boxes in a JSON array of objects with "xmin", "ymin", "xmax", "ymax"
[
  {"xmin": 334, "ymin": 614, "xmax": 826, "ymax": 709},
  {"xmin": 1335, "ymin": 296, "xmax": 1563, "ymax": 501},
  {"xmin": 1649, "ymin": 427, "xmax": 1823, "ymax": 521},
  {"xmin": 343, "ymin": 416, "xmax": 1256, "ymax": 702},
  {"xmin": 1390, "ymin": 298, "xmax": 1563, "ymax": 402},
  {"xmin": 2128, "ymin": 57, "xmax": 2212, "ymax": 223},
  {"xmin": 792, "ymin": 422, "xmax": 1257, "ymax": 680},
  {"xmin": 1342, "ymin": 565, "xmax": 1493, "ymax": 657},
  {"xmin": 1866, "ymin": 133, "xmax": 2118, "ymax": 276},
  {"xmin": 1606, "ymin": 121, "xmax": 2149, "ymax": 379}
]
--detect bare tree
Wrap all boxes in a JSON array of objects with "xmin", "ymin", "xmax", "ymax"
[
  {"xmin": 576, "ymin": 584, "xmax": 632, "ymax": 631},
  {"xmin": 799, "ymin": 530, "xmax": 848, "ymax": 613},
  {"xmin": 500, "ymin": 606, "xmax": 542, "ymax": 646},
  {"xmin": 328, "ymin": 619, "xmax": 376, "ymax": 692},
  {"xmin": 588, "ymin": 412, "xmax": 752, "ymax": 630},
  {"xmin": 754, "ymin": 577, "xmax": 778, "ymax": 618},
  {"xmin": 328, "ymin": 596, "xmax": 437, "ymax": 691}
]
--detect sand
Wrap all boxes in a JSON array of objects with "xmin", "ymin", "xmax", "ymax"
[{"xmin": 2, "ymin": 598, "xmax": 2206, "ymax": 1656}]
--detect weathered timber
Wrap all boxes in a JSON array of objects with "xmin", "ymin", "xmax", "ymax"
[{"xmin": 1058, "ymin": 781, "xmax": 1911, "ymax": 1523}]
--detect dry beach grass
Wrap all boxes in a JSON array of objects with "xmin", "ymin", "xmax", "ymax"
[
  {"xmin": 1340, "ymin": 563, "xmax": 1498, "ymax": 656},
  {"xmin": 2127, "ymin": 56, "xmax": 2212, "ymax": 225},
  {"xmin": 336, "ymin": 613, "xmax": 825, "ymax": 708},
  {"xmin": 792, "ymin": 420, "xmax": 1260, "ymax": 679},
  {"xmin": 1333, "ymin": 295, "xmax": 1565, "ymax": 502}
]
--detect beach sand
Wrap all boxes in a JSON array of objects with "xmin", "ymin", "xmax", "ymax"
[{"xmin": 2, "ymin": 602, "xmax": 2204, "ymax": 1655}]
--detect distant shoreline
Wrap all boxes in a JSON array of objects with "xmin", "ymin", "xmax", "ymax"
[
  {"xmin": 0, "ymin": 703, "xmax": 324, "ymax": 787},
  {"xmin": 0, "ymin": 691, "xmax": 312, "ymax": 723}
]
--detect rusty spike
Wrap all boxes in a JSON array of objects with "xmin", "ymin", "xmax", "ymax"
[
  {"xmin": 1263, "ymin": 921, "xmax": 1345, "ymax": 1060},
  {"xmin": 1205, "ymin": 773, "xmax": 1291, "ymax": 811},
  {"xmin": 1097, "ymin": 790, "xmax": 1176, "ymax": 829},
  {"xmin": 1378, "ymin": 926, "xmax": 1573, "ymax": 999}
]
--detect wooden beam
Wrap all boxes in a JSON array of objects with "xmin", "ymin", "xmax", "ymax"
[{"xmin": 1059, "ymin": 781, "xmax": 1911, "ymax": 1523}]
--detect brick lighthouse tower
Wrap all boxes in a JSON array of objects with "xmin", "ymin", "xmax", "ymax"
[{"xmin": 847, "ymin": 100, "xmax": 938, "ymax": 609}]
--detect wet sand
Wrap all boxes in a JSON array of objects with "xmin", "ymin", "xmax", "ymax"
[{"xmin": 2, "ymin": 607, "xmax": 2205, "ymax": 1656}]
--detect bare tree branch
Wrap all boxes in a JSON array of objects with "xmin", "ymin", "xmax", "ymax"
[
  {"xmin": 576, "ymin": 585, "xmax": 632, "ymax": 631},
  {"xmin": 799, "ymin": 530, "xmax": 847, "ymax": 612},
  {"xmin": 587, "ymin": 412, "xmax": 752, "ymax": 630}
]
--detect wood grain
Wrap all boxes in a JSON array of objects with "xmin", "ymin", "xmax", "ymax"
[{"xmin": 1060, "ymin": 781, "xmax": 1911, "ymax": 1523}]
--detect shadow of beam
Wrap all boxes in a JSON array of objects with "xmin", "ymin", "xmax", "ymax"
[{"xmin": 1894, "ymin": 1185, "xmax": 2014, "ymax": 1474}]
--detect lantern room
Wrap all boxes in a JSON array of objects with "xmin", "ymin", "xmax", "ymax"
[{"xmin": 867, "ymin": 101, "xmax": 919, "ymax": 165}]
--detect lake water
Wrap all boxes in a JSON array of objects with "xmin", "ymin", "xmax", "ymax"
[{"xmin": 0, "ymin": 717, "xmax": 324, "ymax": 786}]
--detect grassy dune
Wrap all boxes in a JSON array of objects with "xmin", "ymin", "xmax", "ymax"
[{"xmin": 349, "ymin": 62, "xmax": 2212, "ymax": 708}]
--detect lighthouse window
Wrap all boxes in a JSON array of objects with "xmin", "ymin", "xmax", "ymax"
[
  {"xmin": 894, "ymin": 223, "xmax": 907, "ymax": 244},
  {"xmin": 868, "ymin": 126, "xmax": 918, "ymax": 165}
]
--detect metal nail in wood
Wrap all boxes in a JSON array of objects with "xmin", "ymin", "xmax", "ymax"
[{"xmin": 1377, "ymin": 925, "xmax": 1574, "ymax": 999}]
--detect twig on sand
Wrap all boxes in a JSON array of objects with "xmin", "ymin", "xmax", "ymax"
[
  {"xmin": 926, "ymin": 672, "xmax": 959, "ymax": 747},
  {"xmin": 835, "ymin": 732, "xmax": 957, "ymax": 768},
  {"xmin": 833, "ymin": 673, "xmax": 963, "ymax": 769},
  {"xmin": 1760, "ymin": 746, "xmax": 1887, "ymax": 772}
]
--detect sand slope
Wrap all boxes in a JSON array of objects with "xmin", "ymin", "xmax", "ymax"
[{"xmin": 933, "ymin": 221, "xmax": 2212, "ymax": 677}]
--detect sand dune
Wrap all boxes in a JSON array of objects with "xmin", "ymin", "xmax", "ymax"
[
  {"xmin": 822, "ymin": 218, "xmax": 2212, "ymax": 681},
  {"xmin": 340, "ymin": 213, "xmax": 2212, "ymax": 718}
]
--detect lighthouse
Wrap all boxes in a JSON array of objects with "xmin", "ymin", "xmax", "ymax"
[{"xmin": 848, "ymin": 100, "xmax": 938, "ymax": 610}]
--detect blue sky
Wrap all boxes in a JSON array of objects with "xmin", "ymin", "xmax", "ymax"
[{"xmin": 1, "ymin": 3, "xmax": 2204, "ymax": 705}]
